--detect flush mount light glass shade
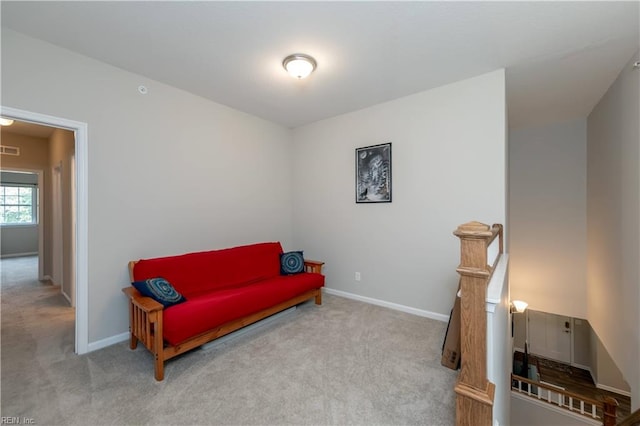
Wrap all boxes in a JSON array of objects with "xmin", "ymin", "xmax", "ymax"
[
  {"xmin": 0, "ymin": 118, "xmax": 14, "ymax": 126},
  {"xmin": 512, "ymin": 300, "xmax": 528, "ymax": 313},
  {"xmin": 283, "ymin": 54, "xmax": 317, "ymax": 79}
]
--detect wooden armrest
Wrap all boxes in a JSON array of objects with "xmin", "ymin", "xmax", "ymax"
[
  {"xmin": 126, "ymin": 260, "xmax": 163, "ymax": 312},
  {"xmin": 122, "ymin": 287, "xmax": 164, "ymax": 312},
  {"xmin": 304, "ymin": 259, "xmax": 325, "ymax": 274}
]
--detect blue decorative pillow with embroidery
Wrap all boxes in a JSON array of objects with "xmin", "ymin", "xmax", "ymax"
[
  {"xmin": 132, "ymin": 277, "xmax": 186, "ymax": 308},
  {"xmin": 280, "ymin": 251, "xmax": 304, "ymax": 275}
]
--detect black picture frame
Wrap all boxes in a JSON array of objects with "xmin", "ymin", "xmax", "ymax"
[{"xmin": 355, "ymin": 142, "xmax": 392, "ymax": 203}]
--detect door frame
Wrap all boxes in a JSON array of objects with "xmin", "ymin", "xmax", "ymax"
[
  {"xmin": 1, "ymin": 105, "xmax": 89, "ymax": 355},
  {"xmin": 51, "ymin": 161, "xmax": 63, "ymax": 289}
]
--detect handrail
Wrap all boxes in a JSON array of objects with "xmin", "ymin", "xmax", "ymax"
[
  {"xmin": 511, "ymin": 373, "xmax": 619, "ymax": 425},
  {"xmin": 616, "ymin": 408, "xmax": 640, "ymax": 426}
]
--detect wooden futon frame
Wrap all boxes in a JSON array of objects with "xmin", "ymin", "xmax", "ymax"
[{"xmin": 122, "ymin": 259, "xmax": 324, "ymax": 381}]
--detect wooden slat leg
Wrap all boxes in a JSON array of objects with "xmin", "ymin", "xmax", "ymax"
[
  {"xmin": 128, "ymin": 301, "xmax": 138, "ymax": 349},
  {"xmin": 315, "ymin": 290, "xmax": 322, "ymax": 305},
  {"xmin": 130, "ymin": 333, "xmax": 139, "ymax": 350},
  {"xmin": 152, "ymin": 313, "xmax": 165, "ymax": 381},
  {"xmin": 154, "ymin": 353, "xmax": 164, "ymax": 381}
]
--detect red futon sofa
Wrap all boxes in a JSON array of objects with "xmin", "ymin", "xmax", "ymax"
[{"xmin": 122, "ymin": 242, "xmax": 324, "ymax": 380}]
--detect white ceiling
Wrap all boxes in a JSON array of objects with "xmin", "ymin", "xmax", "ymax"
[{"xmin": 2, "ymin": 1, "xmax": 638, "ymax": 129}]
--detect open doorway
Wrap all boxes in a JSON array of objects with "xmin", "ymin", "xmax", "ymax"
[
  {"xmin": 1, "ymin": 106, "xmax": 88, "ymax": 354},
  {"xmin": 1, "ymin": 122, "xmax": 75, "ymax": 344},
  {"xmin": 1, "ymin": 122, "xmax": 74, "ymax": 301}
]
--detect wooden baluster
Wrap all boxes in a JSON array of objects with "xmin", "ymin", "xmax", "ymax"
[
  {"xmin": 453, "ymin": 221, "xmax": 499, "ymax": 426},
  {"xmin": 602, "ymin": 396, "xmax": 618, "ymax": 426}
]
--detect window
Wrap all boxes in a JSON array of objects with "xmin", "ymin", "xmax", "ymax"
[{"xmin": 0, "ymin": 184, "xmax": 38, "ymax": 225}]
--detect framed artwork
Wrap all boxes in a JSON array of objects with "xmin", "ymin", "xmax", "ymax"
[{"xmin": 356, "ymin": 142, "xmax": 392, "ymax": 203}]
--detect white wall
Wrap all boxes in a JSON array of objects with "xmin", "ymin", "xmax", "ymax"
[
  {"xmin": 1, "ymin": 29, "xmax": 294, "ymax": 343},
  {"xmin": 511, "ymin": 393, "xmax": 600, "ymax": 426},
  {"xmin": 509, "ymin": 119, "xmax": 587, "ymax": 319},
  {"xmin": 487, "ymin": 255, "xmax": 511, "ymax": 426},
  {"xmin": 587, "ymin": 50, "xmax": 640, "ymax": 409},
  {"xmin": 591, "ymin": 331, "xmax": 631, "ymax": 394},
  {"xmin": 291, "ymin": 70, "xmax": 506, "ymax": 317},
  {"xmin": 0, "ymin": 226, "xmax": 38, "ymax": 257}
]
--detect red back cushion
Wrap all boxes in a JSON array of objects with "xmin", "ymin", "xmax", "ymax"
[{"xmin": 132, "ymin": 242, "xmax": 283, "ymax": 297}]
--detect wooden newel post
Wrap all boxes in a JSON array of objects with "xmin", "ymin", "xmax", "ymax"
[
  {"xmin": 602, "ymin": 396, "xmax": 618, "ymax": 426},
  {"xmin": 453, "ymin": 221, "xmax": 502, "ymax": 426}
]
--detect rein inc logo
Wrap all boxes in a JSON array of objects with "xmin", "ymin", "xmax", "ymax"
[{"xmin": 1, "ymin": 418, "xmax": 35, "ymax": 425}]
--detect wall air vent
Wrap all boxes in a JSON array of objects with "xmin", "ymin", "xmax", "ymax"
[{"xmin": 0, "ymin": 145, "xmax": 20, "ymax": 156}]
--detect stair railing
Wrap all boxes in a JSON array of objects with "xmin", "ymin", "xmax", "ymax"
[{"xmin": 511, "ymin": 373, "xmax": 619, "ymax": 425}]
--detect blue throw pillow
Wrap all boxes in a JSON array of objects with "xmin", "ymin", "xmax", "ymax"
[
  {"xmin": 132, "ymin": 277, "xmax": 186, "ymax": 308},
  {"xmin": 280, "ymin": 251, "xmax": 304, "ymax": 275}
]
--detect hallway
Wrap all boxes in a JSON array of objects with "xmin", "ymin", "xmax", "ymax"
[{"xmin": 1, "ymin": 255, "xmax": 75, "ymax": 375}]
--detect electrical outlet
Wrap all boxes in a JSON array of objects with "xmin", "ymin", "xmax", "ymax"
[{"xmin": 355, "ymin": 272, "xmax": 361, "ymax": 281}]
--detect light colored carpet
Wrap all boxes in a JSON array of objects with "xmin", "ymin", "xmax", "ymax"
[{"xmin": 1, "ymin": 256, "xmax": 456, "ymax": 425}]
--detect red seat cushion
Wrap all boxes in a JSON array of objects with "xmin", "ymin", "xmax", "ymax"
[{"xmin": 162, "ymin": 273, "xmax": 324, "ymax": 346}]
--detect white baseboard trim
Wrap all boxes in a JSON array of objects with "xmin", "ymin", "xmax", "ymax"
[
  {"xmin": 596, "ymin": 383, "xmax": 631, "ymax": 397},
  {"xmin": 0, "ymin": 251, "xmax": 38, "ymax": 259},
  {"xmin": 323, "ymin": 287, "xmax": 449, "ymax": 322},
  {"xmin": 87, "ymin": 332, "xmax": 129, "ymax": 352},
  {"xmin": 61, "ymin": 290, "xmax": 72, "ymax": 305}
]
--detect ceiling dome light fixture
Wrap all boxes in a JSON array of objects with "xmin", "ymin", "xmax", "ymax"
[
  {"xmin": 0, "ymin": 117, "xmax": 15, "ymax": 126},
  {"xmin": 511, "ymin": 300, "xmax": 529, "ymax": 314},
  {"xmin": 283, "ymin": 53, "xmax": 317, "ymax": 79}
]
